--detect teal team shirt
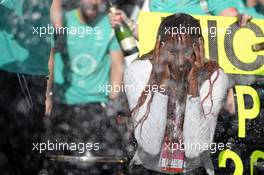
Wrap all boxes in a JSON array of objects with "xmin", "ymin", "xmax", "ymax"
[
  {"xmin": 232, "ymin": 0, "xmax": 264, "ymax": 19},
  {"xmin": 150, "ymin": 0, "xmax": 235, "ymax": 15},
  {"xmin": 0, "ymin": 0, "xmax": 52, "ymax": 75},
  {"xmin": 54, "ymin": 10, "xmax": 120, "ymax": 105}
]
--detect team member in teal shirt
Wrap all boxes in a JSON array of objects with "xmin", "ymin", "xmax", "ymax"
[
  {"xmin": 47, "ymin": 0, "xmax": 124, "ymax": 165},
  {"xmin": 0, "ymin": 0, "xmax": 52, "ymax": 75},
  {"xmin": 0, "ymin": 0, "xmax": 53, "ymax": 175},
  {"xmin": 149, "ymin": 0, "xmax": 237, "ymax": 16},
  {"xmin": 232, "ymin": 0, "xmax": 264, "ymax": 19},
  {"xmin": 53, "ymin": 8, "xmax": 122, "ymax": 104}
]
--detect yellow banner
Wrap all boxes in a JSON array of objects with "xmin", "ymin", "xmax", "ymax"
[{"xmin": 138, "ymin": 12, "xmax": 264, "ymax": 75}]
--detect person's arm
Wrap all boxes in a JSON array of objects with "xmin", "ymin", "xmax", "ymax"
[
  {"xmin": 183, "ymin": 69, "xmax": 229, "ymax": 158},
  {"xmin": 124, "ymin": 61, "xmax": 168, "ymax": 155},
  {"xmin": 45, "ymin": 48, "xmax": 54, "ymax": 116},
  {"xmin": 108, "ymin": 33, "xmax": 124, "ymax": 99},
  {"xmin": 0, "ymin": 0, "xmax": 16, "ymax": 9},
  {"xmin": 50, "ymin": 0, "xmax": 63, "ymax": 28},
  {"xmin": 183, "ymin": 37, "xmax": 229, "ymax": 159},
  {"xmin": 45, "ymin": 0, "xmax": 60, "ymax": 116},
  {"xmin": 208, "ymin": 0, "xmax": 253, "ymax": 26},
  {"xmin": 184, "ymin": 69, "xmax": 229, "ymax": 175},
  {"xmin": 108, "ymin": 9, "xmax": 138, "ymax": 39},
  {"xmin": 0, "ymin": 0, "xmax": 23, "ymax": 16},
  {"xmin": 219, "ymin": 7, "xmax": 239, "ymax": 17},
  {"xmin": 109, "ymin": 50, "xmax": 124, "ymax": 99},
  {"xmin": 225, "ymin": 88, "xmax": 236, "ymax": 115},
  {"xmin": 207, "ymin": 0, "xmax": 239, "ymax": 17}
]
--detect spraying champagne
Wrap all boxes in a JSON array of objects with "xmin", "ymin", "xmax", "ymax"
[{"xmin": 108, "ymin": 1, "xmax": 139, "ymax": 66}]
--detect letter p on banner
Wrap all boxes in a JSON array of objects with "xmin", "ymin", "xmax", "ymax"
[{"xmin": 235, "ymin": 85, "xmax": 260, "ymax": 138}]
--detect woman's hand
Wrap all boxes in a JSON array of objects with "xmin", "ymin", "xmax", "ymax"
[
  {"xmin": 152, "ymin": 38, "xmax": 171, "ymax": 93},
  {"xmin": 187, "ymin": 37, "xmax": 205, "ymax": 97}
]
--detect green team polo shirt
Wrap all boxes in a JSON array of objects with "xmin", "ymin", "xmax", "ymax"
[
  {"xmin": 53, "ymin": 9, "xmax": 121, "ymax": 105},
  {"xmin": 0, "ymin": 0, "xmax": 52, "ymax": 75},
  {"xmin": 232, "ymin": 0, "xmax": 264, "ymax": 19},
  {"xmin": 150, "ymin": 0, "xmax": 235, "ymax": 15}
]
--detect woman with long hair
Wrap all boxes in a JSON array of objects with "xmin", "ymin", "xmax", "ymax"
[{"xmin": 124, "ymin": 13, "xmax": 229, "ymax": 174}]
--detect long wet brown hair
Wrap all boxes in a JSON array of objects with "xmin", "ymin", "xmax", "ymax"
[{"xmin": 130, "ymin": 14, "xmax": 220, "ymax": 140}]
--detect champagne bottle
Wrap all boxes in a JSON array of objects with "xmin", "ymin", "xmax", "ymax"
[
  {"xmin": 252, "ymin": 42, "xmax": 264, "ymax": 52},
  {"xmin": 108, "ymin": 2, "xmax": 139, "ymax": 58}
]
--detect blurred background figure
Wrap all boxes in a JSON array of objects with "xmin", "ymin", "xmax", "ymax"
[
  {"xmin": 233, "ymin": 0, "xmax": 264, "ymax": 20},
  {"xmin": 225, "ymin": 0, "xmax": 264, "ymax": 28},
  {"xmin": 45, "ymin": 0, "xmax": 124, "ymax": 173},
  {"xmin": 0, "ymin": 0, "xmax": 54, "ymax": 174}
]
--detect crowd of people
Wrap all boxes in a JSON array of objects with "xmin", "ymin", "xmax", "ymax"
[{"xmin": 0, "ymin": 0, "xmax": 263, "ymax": 175}]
